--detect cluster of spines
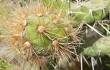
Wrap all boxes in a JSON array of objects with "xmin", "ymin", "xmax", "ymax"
[{"xmin": 0, "ymin": 1, "xmax": 83, "ymax": 70}]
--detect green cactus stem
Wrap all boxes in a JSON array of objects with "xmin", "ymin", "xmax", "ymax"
[
  {"xmin": 83, "ymin": 36, "xmax": 110, "ymax": 56},
  {"xmin": 0, "ymin": 2, "xmax": 82, "ymax": 70},
  {"xmin": 24, "ymin": 14, "xmax": 69, "ymax": 54},
  {"xmin": 41, "ymin": 0, "xmax": 110, "ymax": 26},
  {"xmin": 71, "ymin": 0, "xmax": 110, "ymax": 26}
]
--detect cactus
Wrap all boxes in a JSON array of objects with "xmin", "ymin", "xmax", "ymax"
[
  {"xmin": 83, "ymin": 36, "xmax": 110, "ymax": 56},
  {"xmin": 0, "ymin": 1, "xmax": 82, "ymax": 70},
  {"xmin": 82, "ymin": 36, "xmax": 110, "ymax": 70},
  {"xmin": 41, "ymin": 0, "xmax": 110, "ymax": 26},
  {"xmin": 71, "ymin": 0, "xmax": 110, "ymax": 26},
  {"xmin": 0, "ymin": 0, "xmax": 110, "ymax": 70}
]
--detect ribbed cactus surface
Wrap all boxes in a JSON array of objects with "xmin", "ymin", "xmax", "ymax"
[
  {"xmin": 24, "ymin": 14, "xmax": 68, "ymax": 54},
  {"xmin": 0, "ymin": 2, "xmax": 81, "ymax": 69}
]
